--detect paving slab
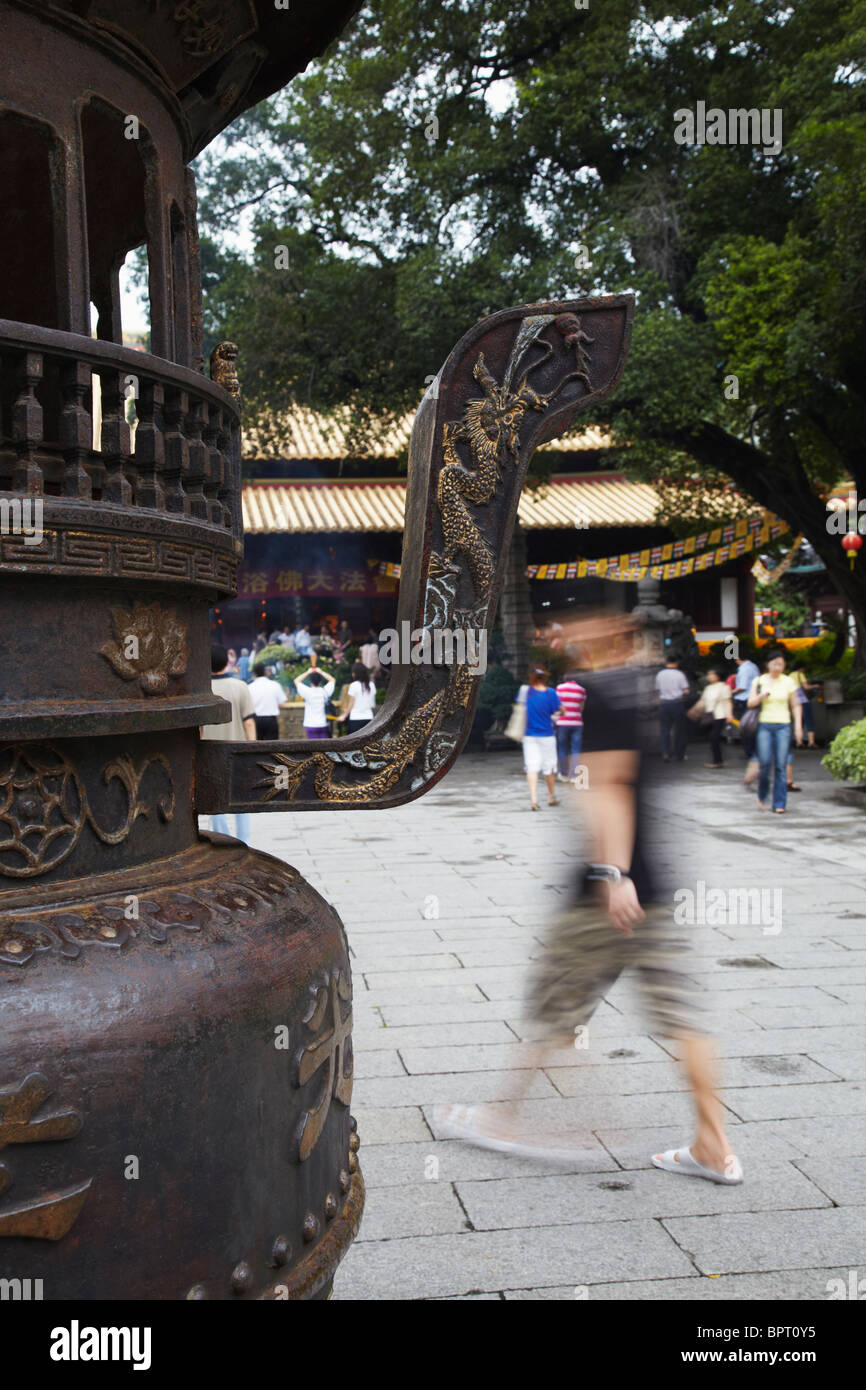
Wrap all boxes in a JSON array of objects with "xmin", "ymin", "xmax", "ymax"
[
  {"xmin": 353, "ymin": 1107, "xmax": 432, "ymax": 1145},
  {"xmin": 355, "ymin": 952, "xmax": 463, "ymax": 973},
  {"xmin": 356, "ymin": 1138, "xmax": 619, "ymax": 1188},
  {"xmin": 380, "ymin": 1001, "xmax": 528, "ymax": 1028},
  {"xmin": 720, "ymin": 1081, "xmax": 864, "ymax": 1122},
  {"xmin": 353, "ymin": 1069, "xmax": 560, "ymax": 1108},
  {"xmin": 398, "ymin": 1036, "xmax": 673, "ymax": 1075},
  {"xmin": 738, "ymin": 1115, "xmax": 866, "ymax": 1159},
  {"xmin": 354, "ymin": 1050, "xmax": 407, "ymax": 1079},
  {"xmin": 502, "ymin": 1268, "xmax": 856, "ymax": 1300},
  {"xmin": 422, "ymin": 1091, "xmax": 707, "ymax": 1135},
  {"xmin": 356, "ymin": 1182, "xmax": 468, "ymax": 1242},
  {"xmin": 797, "ymin": 1050, "xmax": 866, "ymax": 1081},
  {"xmin": 456, "ymin": 1164, "xmax": 831, "ymax": 1230},
  {"xmin": 331, "ymin": 1219, "xmax": 694, "ymax": 1300},
  {"xmin": 660, "ymin": 1028, "xmax": 866, "ymax": 1061},
  {"xmin": 349, "ymin": 930, "xmax": 447, "ymax": 955},
  {"xmin": 661, "ymin": 1206, "xmax": 866, "ymax": 1274},
  {"xmin": 792, "ymin": 1158, "xmax": 866, "ymax": 1206},
  {"xmin": 595, "ymin": 1122, "xmax": 803, "ymax": 1169},
  {"xmin": 354, "ymin": 1020, "xmax": 518, "ymax": 1052},
  {"xmin": 252, "ymin": 750, "xmax": 864, "ymax": 1299}
]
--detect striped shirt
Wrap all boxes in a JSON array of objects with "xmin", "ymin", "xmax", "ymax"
[{"xmin": 555, "ymin": 679, "xmax": 586, "ymax": 727}]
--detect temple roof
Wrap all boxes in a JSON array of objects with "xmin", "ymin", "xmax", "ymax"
[{"xmin": 242, "ymin": 473, "xmax": 662, "ymax": 534}]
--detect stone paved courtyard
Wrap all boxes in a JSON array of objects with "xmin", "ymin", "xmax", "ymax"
[{"xmin": 246, "ymin": 744, "xmax": 866, "ymax": 1301}]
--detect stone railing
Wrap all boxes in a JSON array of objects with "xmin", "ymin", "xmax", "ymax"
[{"xmin": 0, "ymin": 320, "xmax": 242, "ymax": 541}]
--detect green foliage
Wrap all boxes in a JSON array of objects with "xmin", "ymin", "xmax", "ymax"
[
  {"xmin": 756, "ymin": 581, "xmax": 811, "ymax": 637},
  {"xmin": 254, "ymin": 645, "xmax": 340, "ymax": 693},
  {"xmin": 801, "ymin": 636, "xmax": 855, "ymax": 679},
  {"xmin": 824, "ymin": 718, "xmax": 866, "ymax": 783},
  {"xmin": 476, "ymin": 662, "xmax": 518, "ymax": 725},
  {"xmin": 256, "ymin": 643, "xmax": 296, "ymax": 666},
  {"xmin": 841, "ymin": 669, "xmax": 866, "ymax": 701},
  {"xmin": 193, "ymin": 0, "xmax": 866, "ymax": 639}
]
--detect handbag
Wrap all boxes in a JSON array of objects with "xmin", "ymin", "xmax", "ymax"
[
  {"xmin": 739, "ymin": 705, "xmax": 760, "ymax": 737},
  {"xmin": 504, "ymin": 699, "xmax": 527, "ymax": 742},
  {"xmin": 687, "ymin": 698, "xmax": 713, "ymax": 727}
]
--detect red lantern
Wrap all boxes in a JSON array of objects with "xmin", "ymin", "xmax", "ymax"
[{"xmin": 841, "ymin": 532, "xmax": 863, "ymax": 569}]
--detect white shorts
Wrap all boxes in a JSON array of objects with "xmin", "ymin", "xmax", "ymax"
[{"xmin": 523, "ymin": 735, "xmax": 557, "ymax": 775}]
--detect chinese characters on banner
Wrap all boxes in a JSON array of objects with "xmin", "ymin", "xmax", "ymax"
[{"xmin": 236, "ymin": 565, "xmax": 399, "ymax": 600}]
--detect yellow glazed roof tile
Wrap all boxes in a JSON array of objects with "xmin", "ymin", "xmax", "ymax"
[{"xmin": 241, "ymin": 474, "xmax": 660, "ymax": 534}]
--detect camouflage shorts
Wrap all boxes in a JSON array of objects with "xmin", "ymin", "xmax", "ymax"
[{"xmin": 525, "ymin": 897, "xmax": 705, "ymax": 1040}]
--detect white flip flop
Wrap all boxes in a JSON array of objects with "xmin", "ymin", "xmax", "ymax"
[
  {"xmin": 652, "ymin": 1146, "xmax": 743, "ymax": 1184},
  {"xmin": 432, "ymin": 1104, "xmax": 596, "ymax": 1167}
]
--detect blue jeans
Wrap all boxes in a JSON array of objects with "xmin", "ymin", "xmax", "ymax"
[
  {"xmin": 211, "ymin": 813, "xmax": 251, "ymax": 844},
  {"xmin": 659, "ymin": 699, "xmax": 688, "ymax": 760},
  {"xmin": 756, "ymin": 722, "xmax": 791, "ymax": 810},
  {"xmin": 556, "ymin": 724, "xmax": 583, "ymax": 778}
]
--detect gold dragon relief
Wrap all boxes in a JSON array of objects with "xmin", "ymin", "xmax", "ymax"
[{"xmin": 253, "ymin": 312, "xmax": 594, "ymax": 805}]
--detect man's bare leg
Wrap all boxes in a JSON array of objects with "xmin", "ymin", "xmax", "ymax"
[
  {"xmin": 458, "ymin": 1033, "xmax": 579, "ymax": 1143},
  {"xmin": 674, "ymin": 1034, "xmax": 735, "ymax": 1174}
]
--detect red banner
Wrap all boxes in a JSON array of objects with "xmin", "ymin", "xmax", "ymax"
[{"xmin": 235, "ymin": 564, "xmax": 399, "ymax": 600}]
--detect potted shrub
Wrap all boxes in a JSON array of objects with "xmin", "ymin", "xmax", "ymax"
[{"xmin": 824, "ymin": 717, "xmax": 866, "ymax": 787}]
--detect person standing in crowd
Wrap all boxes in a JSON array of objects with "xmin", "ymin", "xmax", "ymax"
[
  {"xmin": 254, "ymin": 630, "xmax": 267, "ymax": 653},
  {"xmin": 747, "ymin": 649, "xmax": 804, "ymax": 813},
  {"xmin": 436, "ymin": 611, "xmax": 742, "ymax": 1185},
  {"xmin": 248, "ymin": 661, "xmax": 288, "ymax": 740},
  {"xmin": 791, "ymin": 661, "xmax": 818, "ymax": 749},
  {"xmin": 655, "ymin": 655, "xmax": 690, "ymax": 762},
  {"xmin": 294, "ymin": 658, "xmax": 335, "ymax": 740},
  {"xmin": 225, "ymin": 647, "xmax": 239, "ymax": 674},
  {"xmin": 732, "ymin": 652, "xmax": 761, "ymax": 785},
  {"xmin": 337, "ymin": 620, "xmax": 353, "ymax": 648},
  {"xmin": 517, "ymin": 665, "xmax": 561, "ymax": 810},
  {"xmin": 343, "ymin": 661, "xmax": 377, "ymax": 734},
  {"xmin": 237, "ymin": 647, "xmax": 251, "ymax": 682},
  {"xmin": 360, "ymin": 628, "xmax": 382, "ymax": 675},
  {"xmin": 293, "ymin": 623, "xmax": 313, "ymax": 658},
  {"xmin": 696, "ymin": 666, "xmax": 733, "ymax": 769},
  {"xmin": 201, "ymin": 644, "xmax": 256, "ymax": 844},
  {"xmin": 554, "ymin": 668, "xmax": 586, "ymax": 782}
]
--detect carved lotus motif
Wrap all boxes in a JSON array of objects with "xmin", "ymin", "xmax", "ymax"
[
  {"xmin": 0, "ymin": 747, "xmax": 86, "ymax": 878},
  {"xmin": 101, "ymin": 602, "xmax": 188, "ymax": 695}
]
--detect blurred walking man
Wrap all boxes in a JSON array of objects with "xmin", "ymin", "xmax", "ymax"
[{"xmin": 436, "ymin": 612, "xmax": 742, "ymax": 1185}]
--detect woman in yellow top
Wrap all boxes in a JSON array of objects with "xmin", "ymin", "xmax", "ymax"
[{"xmin": 747, "ymin": 651, "xmax": 803, "ymax": 813}]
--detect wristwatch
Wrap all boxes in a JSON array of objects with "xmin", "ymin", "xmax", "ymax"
[{"xmin": 586, "ymin": 863, "xmax": 629, "ymax": 884}]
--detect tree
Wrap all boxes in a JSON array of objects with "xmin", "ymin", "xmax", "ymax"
[{"xmin": 193, "ymin": 0, "xmax": 866, "ymax": 657}]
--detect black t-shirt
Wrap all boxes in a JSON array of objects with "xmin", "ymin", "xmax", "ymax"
[{"xmin": 573, "ymin": 665, "xmax": 662, "ymax": 904}]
